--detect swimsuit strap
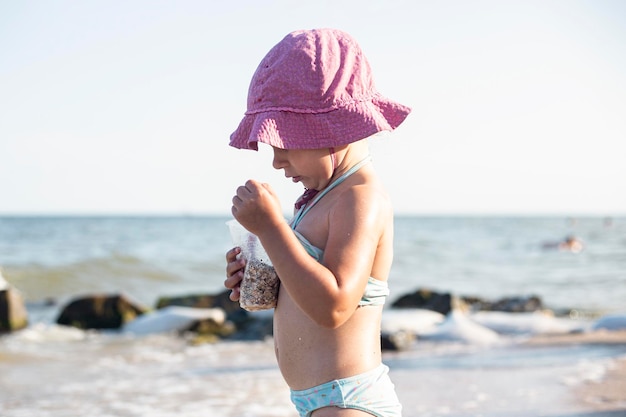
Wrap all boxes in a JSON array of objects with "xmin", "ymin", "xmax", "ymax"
[{"xmin": 291, "ymin": 155, "xmax": 372, "ymax": 228}]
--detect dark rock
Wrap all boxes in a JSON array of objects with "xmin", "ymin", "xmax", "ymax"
[
  {"xmin": 156, "ymin": 291, "xmax": 241, "ymax": 316},
  {"xmin": 185, "ymin": 315, "xmax": 236, "ymax": 338},
  {"xmin": 391, "ymin": 288, "xmax": 458, "ymax": 315},
  {"xmin": 0, "ymin": 286, "xmax": 29, "ymax": 333},
  {"xmin": 56, "ymin": 293, "xmax": 147, "ymax": 330},
  {"xmin": 393, "ymin": 288, "xmax": 544, "ymax": 315},
  {"xmin": 459, "ymin": 295, "xmax": 487, "ymax": 309},
  {"xmin": 462, "ymin": 294, "xmax": 544, "ymax": 312},
  {"xmin": 489, "ymin": 295, "xmax": 543, "ymax": 312},
  {"xmin": 156, "ymin": 291, "xmax": 274, "ymax": 341},
  {"xmin": 228, "ymin": 311, "xmax": 274, "ymax": 341},
  {"xmin": 381, "ymin": 330, "xmax": 416, "ymax": 351}
]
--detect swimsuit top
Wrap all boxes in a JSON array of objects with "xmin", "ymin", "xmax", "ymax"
[{"xmin": 289, "ymin": 156, "xmax": 389, "ymax": 307}]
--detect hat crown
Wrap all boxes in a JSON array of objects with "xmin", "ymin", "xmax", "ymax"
[
  {"xmin": 229, "ymin": 28, "xmax": 411, "ymax": 151},
  {"xmin": 246, "ymin": 29, "xmax": 375, "ymax": 115}
]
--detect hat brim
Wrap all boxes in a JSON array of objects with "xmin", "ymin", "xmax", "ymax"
[{"xmin": 229, "ymin": 94, "xmax": 411, "ymax": 150}]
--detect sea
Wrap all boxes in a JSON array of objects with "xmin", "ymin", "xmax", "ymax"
[{"xmin": 1, "ymin": 215, "xmax": 625, "ymax": 417}]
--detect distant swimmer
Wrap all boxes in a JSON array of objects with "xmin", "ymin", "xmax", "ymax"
[
  {"xmin": 542, "ymin": 235, "xmax": 584, "ymax": 253},
  {"xmin": 559, "ymin": 235, "xmax": 584, "ymax": 253}
]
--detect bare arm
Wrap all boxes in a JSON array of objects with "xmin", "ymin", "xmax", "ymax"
[{"xmin": 231, "ymin": 179, "xmax": 388, "ymax": 328}]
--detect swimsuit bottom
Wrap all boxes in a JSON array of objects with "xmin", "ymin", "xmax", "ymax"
[{"xmin": 290, "ymin": 364, "xmax": 402, "ymax": 417}]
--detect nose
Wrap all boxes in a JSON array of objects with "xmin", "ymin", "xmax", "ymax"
[{"xmin": 272, "ymin": 147, "xmax": 288, "ymax": 170}]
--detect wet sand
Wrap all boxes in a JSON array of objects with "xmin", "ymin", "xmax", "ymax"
[
  {"xmin": 575, "ymin": 356, "xmax": 626, "ymax": 413},
  {"xmin": 391, "ymin": 330, "xmax": 626, "ymax": 417},
  {"xmin": 529, "ymin": 330, "xmax": 626, "ymax": 415}
]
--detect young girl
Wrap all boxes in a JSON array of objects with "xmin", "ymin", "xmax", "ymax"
[{"xmin": 225, "ymin": 28, "xmax": 410, "ymax": 417}]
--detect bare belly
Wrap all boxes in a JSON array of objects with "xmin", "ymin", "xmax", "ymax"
[{"xmin": 273, "ymin": 290, "xmax": 383, "ymax": 390}]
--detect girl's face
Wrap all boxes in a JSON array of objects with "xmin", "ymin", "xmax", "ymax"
[{"xmin": 272, "ymin": 147, "xmax": 332, "ymax": 190}]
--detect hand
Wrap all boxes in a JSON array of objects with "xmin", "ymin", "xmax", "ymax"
[
  {"xmin": 231, "ymin": 180, "xmax": 283, "ymax": 235},
  {"xmin": 224, "ymin": 247, "xmax": 245, "ymax": 301}
]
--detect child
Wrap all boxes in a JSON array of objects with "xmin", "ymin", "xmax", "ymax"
[{"xmin": 225, "ymin": 28, "xmax": 410, "ymax": 417}]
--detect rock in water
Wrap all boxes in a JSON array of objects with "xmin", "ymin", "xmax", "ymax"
[
  {"xmin": 392, "ymin": 288, "xmax": 459, "ymax": 315},
  {"xmin": 56, "ymin": 293, "xmax": 147, "ymax": 329},
  {"xmin": 0, "ymin": 282, "xmax": 29, "ymax": 333}
]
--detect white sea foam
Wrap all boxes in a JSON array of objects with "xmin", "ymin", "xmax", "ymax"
[
  {"xmin": 0, "ymin": 268, "xmax": 8, "ymax": 290},
  {"xmin": 561, "ymin": 358, "xmax": 612, "ymax": 387},
  {"xmin": 471, "ymin": 310, "xmax": 586, "ymax": 335},
  {"xmin": 2, "ymin": 323, "xmax": 625, "ymax": 417},
  {"xmin": 381, "ymin": 308, "xmax": 444, "ymax": 334},
  {"xmin": 418, "ymin": 310, "xmax": 500, "ymax": 344},
  {"xmin": 11, "ymin": 322, "xmax": 87, "ymax": 343},
  {"xmin": 122, "ymin": 306, "xmax": 226, "ymax": 335}
]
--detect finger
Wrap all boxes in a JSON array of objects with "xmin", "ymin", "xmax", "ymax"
[
  {"xmin": 238, "ymin": 183, "xmax": 255, "ymax": 197},
  {"xmin": 224, "ymin": 269, "xmax": 243, "ymax": 291},
  {"xmin": 226, "ymin": 247, "xmax": 241, "ymax": 262},
  {"xmin": 244, "ymin": 179, "xmax": 259, "ymax": 191},
  {"xmin": 229, "ymin": 287, "xmax": 241, "ymax": 302},
  {"xmin": 226, "ymin": 260, "xmax": 245, "ymax": 279},
  {"xmin": 232, "ymin": 194, "xmax": 243, "ymax": 209}
]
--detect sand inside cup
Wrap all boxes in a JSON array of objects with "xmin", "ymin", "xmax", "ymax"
[
  {"xmin": 240, "ymin": 258, "xmax": 279, "ymax": 311},
  {"xmin": 227, "ymin": 220, "xmax": 280, "ymax": 311}
]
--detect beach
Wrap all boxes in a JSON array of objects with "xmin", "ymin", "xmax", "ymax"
[
  {"xmin": 1, "ymin": 321, "xmax": 625, "ymax": 417},
  {"xmin": 575, "ymin": 355, "xmax": 626, "ymax": 413},
  {"xmin": 1, "ymin": 215, "xmax": 625, "ymax": 416},
  {"xmin": 527, "ymin": 331, "xmax": 626, "ymax": 415},
  {"xmin": 392, "ymin": 330, "xmax": 626, "ymax": 417}
]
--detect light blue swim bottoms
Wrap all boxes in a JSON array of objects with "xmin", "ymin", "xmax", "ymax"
[{"xmin": 290, "ymin": 364, "xmax": 402, "ymax": 417}]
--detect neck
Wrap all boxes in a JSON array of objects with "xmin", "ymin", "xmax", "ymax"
[{"xmin": 327, "ymin": 141, "xmax": 370, "ymax": 184}]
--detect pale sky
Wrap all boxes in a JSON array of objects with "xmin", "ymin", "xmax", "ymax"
[{"xmin": 1, "ymin": 0, "xmax": 625, "ymax": 216}]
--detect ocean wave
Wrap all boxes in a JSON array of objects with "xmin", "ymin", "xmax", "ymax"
[{"xmin": 1, "ymin": 254, "xmax": 186, "ymax": 303}]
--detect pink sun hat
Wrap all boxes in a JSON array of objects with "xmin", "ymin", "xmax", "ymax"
[{"xmin": 229, "ymin": 28, "xmax": 411, "ymax": 150}]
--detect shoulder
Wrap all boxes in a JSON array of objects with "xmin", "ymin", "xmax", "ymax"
[{"xmin": 330, "ymin": 175, "xmax": 392, "ymax": 229}]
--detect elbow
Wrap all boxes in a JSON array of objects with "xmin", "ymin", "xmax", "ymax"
[{"xmin": 314, "ymin": 308, "xmax": 351, "ymax": 329}]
